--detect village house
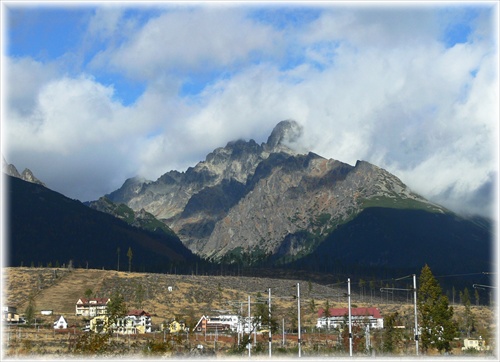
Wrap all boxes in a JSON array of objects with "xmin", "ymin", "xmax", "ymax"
[
  {"xmin": 87, "ymin": 310, "xmax": 152, "ymax": 334},
  {"xmin": 114, "ymin": 310, "xmax": 152, "ymax": 334},
  {"xmin": 194, "ymin": 314, "xmax": 258, "ymax": 334},
  {"xmin": 163, "ymin": 319, "xmax": 187, "ymax": 333},
  {"xmin": 53, "ymin": 315, "xmax": 68, "ymax": 329},
  {"xmin": 75, "ymin": 298, "xmax": 110, "ymax": 318},
  {"xmin": 2, "ymin": 306, "xmax": 24, "ymax": 324},
  {"xmin": 462, "ymin": 337, "xmax": 490, "ymax": 351},
  {"xmin": 195, "ymin": 315, "xmax": 238, "ymax": 334},
  {"xmin": 89, "ymin": 315, "xmax": 109, "ymax": 333},
  {"xmin": 316, "ymin": 307, "xmax": 384, "ymax": 330}
]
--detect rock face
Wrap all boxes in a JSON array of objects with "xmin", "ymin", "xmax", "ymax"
[
  {"xmin": 2, "ymin": 157, "xmax": 46, "ymax": 186},
  {"xmin": 106, "ymin": 120, "xmax": 445, "ymax": 263}
]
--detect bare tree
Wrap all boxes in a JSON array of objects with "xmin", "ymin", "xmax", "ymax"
[
  {"xmin": 127, "ymin": 247, "xmax": 133, "ymax": 272},
  {"xmin": 116, "ymin": 247, "xmax": 120, "ymax": 271}
]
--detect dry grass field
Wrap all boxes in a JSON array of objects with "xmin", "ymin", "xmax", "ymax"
[
  {"xmin": 3, "ymin": 267, "xmax": 356, "ymax": 328},
  {"xmin": 2, "ymin": 267, "xmax": 497, "ymax": 358}
]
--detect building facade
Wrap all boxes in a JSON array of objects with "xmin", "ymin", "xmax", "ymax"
[
  {"xmin": 75, "ymin": 298, "xmax": 110, "ymax": 318},
  {"xmin": 462, "ymin": 338, "xmax": 490, "ymax": 351},
  {"xmin": 114, "ymin": 310, "xmax": 152, "ymax": 334},
  {"xmin": 54, "ymin": 315, "xmax": 68, "ymax": 329},
  {"xmin": 194, "ymin": 314, "xmax": 259, "ymax": 334},
  {"xmin": 316, "ymin": 307, "xmax": 384, "ymax": 329}
]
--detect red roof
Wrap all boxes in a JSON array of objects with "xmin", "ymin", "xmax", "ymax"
[
  {"xmin": 318, "ymin": 307, "xmax": 382, "ymax": 319},
  {"xmin": 127, "ymin": 310, "xmax": 151, "ymax": 317}
]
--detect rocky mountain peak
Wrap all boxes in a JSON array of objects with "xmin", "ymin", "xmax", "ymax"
[
  {"xmin": 2, "ymin": 157, "xmax": 45, "ymax": 186},
  {"xmin": 21, "ymin": 168, "xmax": 46, "ymax": 186},
  {"xmin": 265, "ymin": 120, "xmax": 303, "ymax": 151},
  {"xmin": 2, "ymin": 157, "xmax": 21, "ymax": 178}
]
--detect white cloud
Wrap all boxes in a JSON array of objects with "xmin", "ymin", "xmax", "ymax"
[
  {"xmin": 90, "ymin": 7, "xmax": 282, "ymax": 81},
  {"xmin": 5, "ymin": 57, "xmax": 59, "ymax": 116},
  {"xmin": 86, "ymin": 6, "xmax": 125, "ymax": 42},
  {"xmin": 3, "ymin": 4, "xmax": 497, "ymax": 217},
  {"xmin": 300, "ymin": 7, "xmax": 438, "ymax": 49},
  {"xmin": 4, "ymin": 70, "xmax": 169, "ymax": 200}
]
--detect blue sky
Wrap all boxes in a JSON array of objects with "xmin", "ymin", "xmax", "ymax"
[{"xmin": 2, "ymin": 1, "xmax": 498, "ymax": 218}]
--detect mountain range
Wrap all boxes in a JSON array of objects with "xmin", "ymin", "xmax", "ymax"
[{"xmin": 3, "ymin": 120, "xmax": 494, "ymax": 289}]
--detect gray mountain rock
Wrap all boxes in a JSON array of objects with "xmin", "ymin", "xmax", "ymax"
[
  {"xmin": 2, "ymin": 157, "xmax": 46, "ymax": 186},
  {"xmin": 21, "ymin": 168, "xmax": 46, "ymax": 186},
  {"xmin": 106, "ymin": 120, "xmax": 445, "ymax": 262},
  {"xmin": 2, "ymin": 157, "xmax": 21, "ymax": 178}
]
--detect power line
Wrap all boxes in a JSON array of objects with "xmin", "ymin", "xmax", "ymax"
[{"xmin": 434, "ymin": 272, "xmax": 490, "ymax": 278}]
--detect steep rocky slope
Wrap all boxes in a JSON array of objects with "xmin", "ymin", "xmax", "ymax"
[{"xmin": 5, "ymin": 175, "xmax": 200, "ymax": 272}]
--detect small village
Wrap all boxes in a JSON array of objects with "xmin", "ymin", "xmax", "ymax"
[
  {"xmin": 1, "ymin": 267, "xmax": 496, "ymax": 358},
  {"xmin": 4, "ymin": 298, "xmax": 389, "ymax": 336}
]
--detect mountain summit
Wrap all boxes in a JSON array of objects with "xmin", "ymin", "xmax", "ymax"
[
  {"xmin": 2, "ymin": 157, "xmax": 46, "ymax": 186},
  {"xmin": 104, "ymin": 120, "xmax": 489, "ymax": 275},
  {"xmin": 265, "ymin": 119, "xmax": 303, "ymax": 151}
]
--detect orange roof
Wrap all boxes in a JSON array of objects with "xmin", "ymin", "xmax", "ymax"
[{"xmin": 127, "ymin": 310, "xmax": 151, "ymax": 317}]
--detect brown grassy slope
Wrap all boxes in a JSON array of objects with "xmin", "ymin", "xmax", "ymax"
[{"xmin": 3, "ymin": 267, "xmax": 363, "ymax": 328}]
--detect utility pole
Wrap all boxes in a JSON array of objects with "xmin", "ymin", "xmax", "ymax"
[
  {"xmin": 381, "ymin": 274, "xmax": 420, "ymax": 356},
  {"xmin": 282, "ymin": 318, "xmax": 285, "ymax": 346},
  {"xmin": 348, "ymin": 278, "xmax": 353, "ymax": 357},
  {"xmin": 297, "ymin": 282, "xmax": 302, "ymax": 358},
  {"xmin": 248, "ymin": 295, "xmax": 251, "ymax": 358},
  {"xmin": 365, "ymin": 324, "xmax": 371, "ymax": 353},
  {"xmin": 413, "ymin": 274, "xmax": 419, "ymax": 356},
  {"xmin": 268, "ymin": 288, "xmax": 272, "ymax": 358}
]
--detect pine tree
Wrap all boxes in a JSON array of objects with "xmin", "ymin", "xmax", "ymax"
[
  {"xmin": 107, "ymin": 291, "xmax": 128, "ymax": 326},
  {"xmin": 382, "ymin": 312, "xmax": 401, "ymax": 354},
  {"xmin": 24, "ymin": 293, "xmax": 36, "ymax": 325},
  {"xmin": 309, "ymin": 298, "xmax": 316, "ymax": 313},
  {"xmin": 324, "ymin": 300, "xmax": 331, "ymax": 330},
  {"xmin": 462, "ymin": 287, "xmax": 475, "ymax": 338},
  {"xmin": 418, "ymin": 264, "xmax": 457, "ymax": 354}
]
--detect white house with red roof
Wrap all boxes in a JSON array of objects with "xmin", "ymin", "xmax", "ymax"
[
  {"xmin": 113, "ymin": 310, "xmax": 152, "ymax": 334},
  {"xmin": 75, "ymin": 298, "xmax": 110, "ymax": 318},
  {"xmin": 316, "ymin": 307, "xmax": 384, "ymax": 329}
]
